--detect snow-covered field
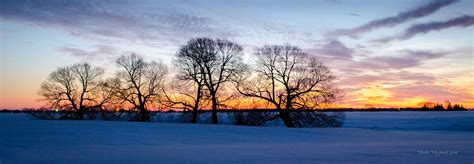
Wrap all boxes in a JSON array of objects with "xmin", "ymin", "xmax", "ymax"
[{"xmin": 0, "ymin": 112, "xmax": 473, "ymax": 163}]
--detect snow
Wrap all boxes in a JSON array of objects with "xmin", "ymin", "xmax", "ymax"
[{"xmin": 0, "ymin": 112, "xmax": 473, "ymax": 163}]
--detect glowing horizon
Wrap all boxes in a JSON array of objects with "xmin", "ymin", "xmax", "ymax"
[{"xmin": 1, "ymin": 0, "xmax": 473, "ymax": 109}]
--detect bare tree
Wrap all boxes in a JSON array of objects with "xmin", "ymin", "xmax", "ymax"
[
  {"xmin": 163, "ymin": 41, "xmax": 212, "ymax": 123},
  {"xmin": 114, "ymin": 54, "xmax": 167, "ymax": 122},
  {"xmin": 175, "ymin": 38, "xmax": 245, "ymax": 124},
  {"xmin": 39, "ymin": 63, "xmax": 104, "ymax": 119},
  {"xmin": 93, "ymin": 78, "xmax": 123, "ymax": 119},
  {"xmin": 235, "ymin": 45, "xmax": 337, "ymax": 127},
  {"xmin": 162, "ymin": 80, "xmax": 208, "ymax": 123}
]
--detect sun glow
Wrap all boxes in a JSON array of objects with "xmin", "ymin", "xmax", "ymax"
[{"xmin": 355, "ymin": 85, "xmax": 391, "ymax": 104}]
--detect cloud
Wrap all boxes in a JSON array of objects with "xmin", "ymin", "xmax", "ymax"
[
  {"xmin": 373, "ymin": 15, "xmax": 474, "ymax": 43},
  {"xmin": 325, "ymin": 0, "xmax": 341, "ymax": 4},
  {"xmin": 338, "ymin": 79, "xmax": 472, "ymax": 107},
  {"xmin": 351, "ymin": 72, "xmax": 436, "ymax": 84},
  {"xmin": 352, "ymin": 50, "xmax": 445, "ymax": 70},
  {"xmin": 329, "ymin": 0, "xmax": 457, "ymax": 38},
  {"xmin": 307, "ymin": 39, "xmax": 354, "ymax": 61},
  {"xmin": 0, "ymin": 0, "xmax": 233, "ymax": 46},
  {"xmin": 388, "ymin": 84, "xmax": 473, "ymax": 102},
  {"xmin": 336, "ymin": 70, "xmax": 439, "ymax": 94},
  {"xmin": 349, "ymin": 13, "xmax": 360, "ymax": 17},
  {"xmin": 305, "ymin": 43, "xmax": 448, "ymax": 77},
  {"xmin": 336, "ymin": 69, "xmax": 474, "ymax": 107},
  {"xmin": 57, "ymin": 45, "xmax": 117, "ymax": 60}
]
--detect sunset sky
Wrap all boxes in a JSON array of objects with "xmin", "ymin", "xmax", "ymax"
[{"xmin": 0, "ymin": 0, "xmax": 473, "ymax": 109}]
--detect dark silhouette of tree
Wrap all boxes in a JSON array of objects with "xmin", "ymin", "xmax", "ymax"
[
  {"xmin": 433, "ymin": 104, "xmax": 445, "ymax": 111},
  {"xmin": 94, "ymin": 77, "xmax": 125, "ymax": 119},
  {"xmin": 235, "ymin": 44, "xmax": 337, "ymax": 127},
  {"xmin": 161, "ymin": 43, "xmax": 211, "ymax": 123},
  {"xmin": 162, "ymin": 80, "xmax": 210, "ymax": 123},
  {"xmin": 452, "ymin": 104, "xmax": 466, "ymax": 111},
  {"xmin": 174, "ymin": 38, "xmax": 245, "ymax": 124},
  {"xmin": 113, "ymin": 54, "xmax": 168, "ymax": 122},
  {"xmin": 39, "ymin": 63, "xmax": 103, "ymax": 119},
  {"xmin": 446, "ymin": 103, "xmax": 453, "ymax": 110},
  {"xmin": 421, "ymin": 104, "xmax": 429, "ymax": 111}
]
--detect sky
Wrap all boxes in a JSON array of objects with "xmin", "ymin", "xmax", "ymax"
[{"xmin": 0, "ymin": 0, "xmax": 473, "ymax": 109}]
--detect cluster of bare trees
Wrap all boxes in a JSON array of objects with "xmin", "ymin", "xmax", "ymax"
[
  {"xmin": 40, "ymin": 63, "xmax": 104, "ymax": 120},
  {"xmin": 40, "ymin": 54, "xmax": 167, "ymax": 121},
  {"xmin": 39, "ymin": 37, "xmax": 337, "ymax": 127},
  {"xmin": 164, "ymin": 38, "xmax": 245, "ymax": 124},
  {"xmin": 235, "ymin": 45, "xmax": 337, "ymax": 127}
]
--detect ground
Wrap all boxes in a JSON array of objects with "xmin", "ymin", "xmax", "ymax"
[{"xmin": 0, "ymin": 112, "xmax": 473, "ymax": 163}]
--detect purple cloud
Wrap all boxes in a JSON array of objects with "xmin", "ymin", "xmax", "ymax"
[
  {"xmin": 388, "ymin": 84, "xmax": 472, "ymax": 103},
  {"xmin": 307, "ymin": 39, "xmax": 354, "ymax": 61},
  {"xmin": 373, "ymin": 15, "xmax": 474, "ymax": 43},
  {"xmin": 329, "ymin": 0, "xmax": 457, "ymax": 38},
  {"xmin": 57, "ymin": 45, "xmax": 117, "ymax": 60},
  {"xmin": 352, "ymin": 50, "xmax": 445, "ymax": 70},
  {"xmin": 0, "ymin": 0, "xmax": 234, "ymax": 46},
  {"xmin": 337, "ymin": 70, "xmax": 438, "ymax": 87}
]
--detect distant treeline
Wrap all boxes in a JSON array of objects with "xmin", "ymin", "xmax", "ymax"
[{"xmin": 2, "ymin": 105, "xmax": 468, "ymax": 113}]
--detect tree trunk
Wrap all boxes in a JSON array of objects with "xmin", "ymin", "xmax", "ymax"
[
  {"xmin": 76, "ymin": 106, "xmax": 85, "ymax": 120},
  {"xmin": 139, "ymin": 104, "xmax": 149, "ymax": 122},
  {"xmin": 279, "ymin": 110, "xmax": 295, "ymax": 128},
  {"xmin": 280, "ymin": 96, "xmax": 295, "ymax": 127},
  {"xmin": 211, "ymin": 95, "xmax": 219, "ymax": 124},
  {"xmin": 191, "ymin": 109, "xmax": 198, "ymax": 123},
  {"xmin": 192, "ymin": 85, "xmax": 202, "ymax": 124}
]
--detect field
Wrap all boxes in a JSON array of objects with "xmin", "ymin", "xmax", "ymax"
[{"xmin": 0, "ymin": 112, "xmax": 473, "ymax": 163}]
